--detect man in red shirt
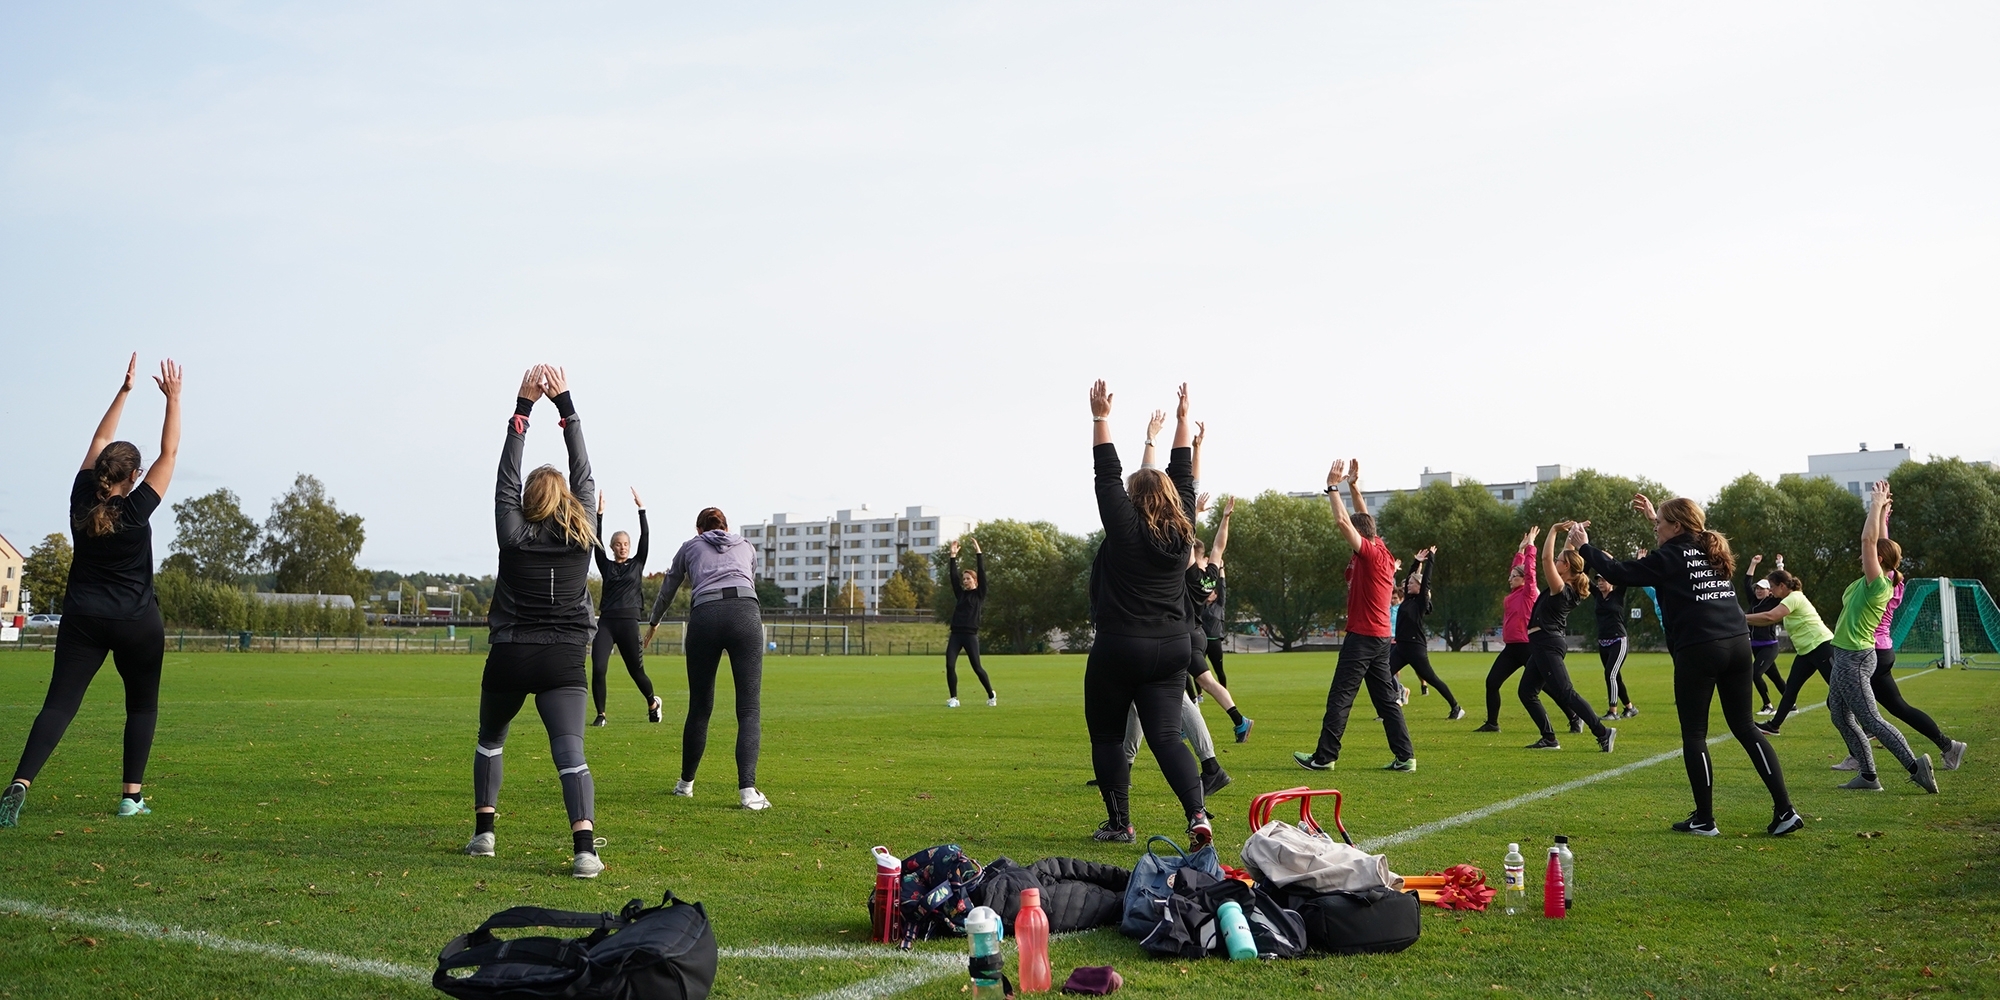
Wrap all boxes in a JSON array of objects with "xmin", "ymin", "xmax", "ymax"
[{"xmin": 1295, "ymin": 458, "xmax": 1417, "ymax": 772}]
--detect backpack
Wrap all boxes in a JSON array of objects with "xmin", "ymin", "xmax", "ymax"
[
  {"xmin": 433, "ymin": 891, "xmax": 717, "ymax": 1000},
  {"xmin": 896, "ymin": 844, "xmax": 986, "ymax": 945},
  {"xmin": 1137, "ymin": 868, "xmax": 1308, "ymax": 960},
  {"xmin": 1294, "ymin": 887, "xmax": 1423, "ymax": 955},
  {"xmin": 1120, "ymin": 836, "xmax": 1223, "ymax": 939}
]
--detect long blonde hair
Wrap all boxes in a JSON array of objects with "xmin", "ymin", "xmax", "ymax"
[
  {"xmin": 1126, "ymin": 469, "xmax": 1194, "ymax": 548},
  {"xmin": 523, "ymin": 466, "xmax": 596, "ymax": 549}
]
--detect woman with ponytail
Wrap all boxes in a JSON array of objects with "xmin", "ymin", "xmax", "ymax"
[
  {"xmin": 3, "ymin": 354, "xmax": 181, "ymax": 830},
  {"xmin": 1082, "ymin": 380, "xmax": 1211, "ymax": 847},
  {"xmin": 1517, "ymin": 523, "xmax": 1617, "ymax": 753},
  {"xmin": 467, "ymin": 365, "xmax": 608, "ymax": 879},
  {"xmin": 1575, "ymin": 495, "xmax": 1801, "ymax": 837}
]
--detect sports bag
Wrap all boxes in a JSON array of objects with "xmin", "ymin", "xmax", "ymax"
[
  {"xmin": 1294, "ymin": 887, "xmax": 1422, "ymax": 955},
  {"xmin": 1241, "ymin": 820, "xmax": 1401, "ymax": 894},
  {"xmin": 896, "ymin": 844, "xmax": 986, "ymax": 945},
  {"xmin": 433, "ymin": 891, "xmax": 717, "ymax": 1000},
  {"xmin": 1120, "ymin": 836, "xmax": 1223, "ymax": 939},
  {"xmin": 1137, "ymin": 868, "xmax": 1308, "ymax": 960}
]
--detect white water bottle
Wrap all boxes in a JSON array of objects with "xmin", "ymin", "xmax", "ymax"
[
  {"xmin": 1554, "ymin": 835, "xmax": 1575, "ymax": 911},
  {"xmin": 1503, "ymin": 843, "xmax": 1526, "ymax": 916}
]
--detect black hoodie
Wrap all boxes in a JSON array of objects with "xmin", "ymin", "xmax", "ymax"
[
  {"xmin": 948, "ymin": 552, "xmax": 987, "ymax": 632},
  {"xmin": 1088, "ymin": 443, "xmax": 1197, "ymax": 638},
  {"xmin": 488, "ymin": 393, "xmax": 597, "ymax": 645},
  {"xmin": 1580, "ymin": 534, "xmax": 1747, "ymax": 653},
  {"xmin": 593, "ymin": 508, "xmax": 649, "ymax": 619}
]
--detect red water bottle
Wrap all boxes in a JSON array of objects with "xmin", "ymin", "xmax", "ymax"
[
  {"xmin": 870, "ymin": 847, "xmax": 902, "ymax": 943},
  {"xmin": 1016, "ymin": 887, "xmax": 1052, "ymax": 991},
  {"xmin": 1543, "ymin": 847, "xmax": 1566, "ymax": 918}
]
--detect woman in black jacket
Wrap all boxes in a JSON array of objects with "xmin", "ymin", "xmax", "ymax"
[
  {"xmin": 943, "ymin": 537, "xmax": 994, "ymax": 707},
  {"xmin": 1083, "ymin": 380, "xmax": 1209, "ymax": 848},
  {"xmin": 1574, "ymin": 495, "xmax": 1800, "ymax": 838},
  {"xmin": 590, "ymin": 488, "xmax": 661, "ymax": 727},
  {"xmin": 468, "ymin": 366, "xmax": 607, "ymax": 879},
  {"xmin": 1741, "ymin": 554, "xmax": 1784, "ymax": 715},
  {"xmin": 1391, "ymin": 547, "xmax": 1462, "ymax": 720}
]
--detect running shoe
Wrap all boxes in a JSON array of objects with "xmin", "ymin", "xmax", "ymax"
[
  {"xmin": 573, "ymin": 844, "xmax": 605, "ymax": 879},
  {"xmin": 946, "ymin": 698, "xmax": 960, "ymax": 709},
  {"xmin": 1621, "ymin": 706, "xmax": 1639, "ymax": 719},
  {"xmin": 1233, "ymin": 717, "xmax": 1254, "ymax": 743},
  {"xmin": 1941, "ymin": 740, "xmax": 1967, "ymax": 771},
  {"xmin": 1757, "ymin": 705, "xmax": 1776, "ymax": 716},
  {"xmin": 1567, "ymin": 718, "xmax": 1584, "ymax": 735},
  {"xmin": 1672, "ymin": 814, "xmax": 1720, "ymax": 837},
  {"xmin": 1201, "ymin": 768, "xmax": 1232, "ymax": 796},
  {"xmin": 1187, "ymin": 811, "xmax": 1213, "ymax": 849},
  {"xmin": 1767, "ymin": 808, "xmax": 1805, "ymax": 837},
  {"xmin": 1909, "ymin": 754, "xmax": 1938, "ymax": 794},
  {"xmin": 1756, "ymin": 722, "xmax": 1781, "ymax": 736},
  {"xmin": 1292, "ymin": 752, "xmax": 1334, "ymax": 771},
  {"xmin": 0, "ymin": 781, "xmax": 23, "ymax": 828},
  {"xmin": 1839, "ymin": 774, "xmax": 1883, "ymax": 791},
  {"xmin": 647, "ymin": 697, "xmax": 663, "ymax": 724},
  {"xmin": 1598, "ymin": 710, "xmax": 1619, "ymax": 722},
  {"xmin": 1397, "ymin": 687, "xmax": 1409, "ymax": 707},
  {"xmin": 1831, "ymin": 755, "xmax": 1860, "ymax": 772},
  {"xmin": 740, "ymin": 787, "xmax": 772, "ymax": 811},
  {"xmin": 465, "ymin": 831, "xmax": 496, "ymax": 857},
  {"xmin": 1419, "ymin": 682, "xmax": 1430, "ymax": 696},
  {"xmin": 1383, "ymin": 758, "xmax": 1417, "ymax": 772},
  {"xmin": 1597, "ymin": 728, "xmax": 1617, "ymax": 753},
  {"xmin": 591, "ymin": 714, "xmax": 608, "ymax": 728},
  {"xmin": 987, "ymin": 693, "xmax": 997, "ymax": 707},
  {"xmin": 672, "ymin": 779, "xmax": 695, "ymax": 798},
  {"xmin": 1448, "ymin": 706, "xmax": 1466, "ymax": 721},
  {"xmin": 1092, "ymin": 820, "xmax": 1136, "ymax": 843},
  {"xmin": 116, "ymin": 798, "xmax": 150, "ymax": 817},
  {"xmin": 1525, "ymin": 737, "xmax": 1562, "ymax": 751},
  {"xmin": 1472, "ymin": 722, "xmax": 1500, "ymax": 733}
]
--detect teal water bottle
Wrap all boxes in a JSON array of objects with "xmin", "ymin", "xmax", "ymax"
[
  {"xmin": 1217, "ymin": 900, "xmax": 1258, "ymax": 960},
  {"xmin": 966, "ymin": 906, "xmax": 1005, "ymax": 1000}
]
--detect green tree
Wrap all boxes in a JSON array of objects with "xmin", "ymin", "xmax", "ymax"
[
  {"xmin": 1221, "ymin": 491, "xmax": 1349, "ymax": 651},
  {"xmin": 1519, "ymin": 469, "xmax": 1675, "ymax": 646},
  {"xmin": 1377, "ymin": 480, "xmax": 1518, "ymax": 650},
  {"xmin": 878, "ymin": 573, "xmax": 917, "ymax": 610},
  {"xmin": 1708, "ymin": 473, "xmax": 1866, "ymax": 625},
  {"xmin": 22, "ymin": 532, "xmax": 72, "ymax": 615},
  {"xmin": 894, "ymin": 549, "xmax": 936, "ymax": 610},
  {"xmin": 933, "ymin": 521, "xmax": 1093, "ymax": 654},
  {"xmin": 1887, "ymin": 457, "xmax": 2000, "ymax": 585},
  {"xmin": 169, "ymin": 488, "xmax": 261, "ymax": 583},
  {"xmin": 260, "ymin": 474, "xmax": 367, "ymax": 598},
  {"xmin": 755, "ymin": 578, "xmax": 790, "ymax": 610}
]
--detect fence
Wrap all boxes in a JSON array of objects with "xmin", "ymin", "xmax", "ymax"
[{"xmin": 6, "ymin": 627, "xmax": 985, "ymax": 658}]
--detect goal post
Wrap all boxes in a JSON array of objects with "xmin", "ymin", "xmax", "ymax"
[{"xmin": 1891, "ymin": 578, "xmax": 2000, "ymax": 669}]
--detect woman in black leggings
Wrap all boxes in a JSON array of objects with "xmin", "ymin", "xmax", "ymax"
[
  {"xmin": 943, "ymin": 537, "xmax": 994, "ymax": 707},
  {"xmin": 590, "ymin": 488, "xmax": 661, "ymax": 727},
  {"xmin": 3, "ymin": 355, "xmax": 181, "ymax": 829},
  {"xmin": 1518, "ymin": 524, "xmax": 1615, "ymax": 752},
  {"xmin": 1391, "ymin": 547, "xmax": 1462, "ymax": 720},
  {"xmin": 1082, "ymin": 380, "xmax": 1209, "ymax": 847},
  {"xmin": 1577, "ymin": 496, "xmax": 1801, "ymax": 838},
  {"xmin": 468, "ymin": 366, "xmax": 605, "ymax": 878},
  {"xmin": 1590, "ymin": 576, "xmax": 1637, "ymax": 719},
  {"xmin": 647, "ymin": 507, "xmax": 768, "ymax": 810},
  {"xmin": 1742, "ymin": 554, "xmax": 1784, "ymax": 714},
  {"xmin": 1475, "ymin": 529, "xmax": 1544, "ymax": 733}
]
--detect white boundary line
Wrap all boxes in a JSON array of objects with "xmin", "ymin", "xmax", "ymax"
[{"xmin": 0, "ymin": 668, "xmax": 1940, "ymax": 998}]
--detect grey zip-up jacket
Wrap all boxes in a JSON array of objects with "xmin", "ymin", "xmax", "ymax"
[
  {"xmin": 488, "ymin": 393, "xmax": 597, "ymax": 645},
  {"xmin": 649, "ymin": 530, "xmax": 757, "ymax": 624}
]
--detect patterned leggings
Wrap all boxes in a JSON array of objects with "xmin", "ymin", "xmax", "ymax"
[{"xmin": 1826, "ymin": 647, "xmax": 1917, "ymax": 775}]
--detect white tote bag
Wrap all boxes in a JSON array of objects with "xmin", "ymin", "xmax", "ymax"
[{"xmin": 1240, "ymin": 820, "xmax": 1402, "ymax": 893}]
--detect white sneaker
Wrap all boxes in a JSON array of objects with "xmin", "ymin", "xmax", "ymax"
[
  {"xmin": 572, "ymin": 846, "xmax": 605, "ymax": 879},
  {"xmin": 987, "ymin": 693, "xmax": 997, "ymax": 707},
  {"xmin": 739, "ymin": 787, "xmax": 771, "ymax": 811},
  {"xmin": 672, "ymin": 779, "xmax": 694, "ymax": 798},
  {"xmin": 946, "ymin": 698, "xmax": 960, "ymax": 708},
  {"xmin": 1831, "ymin": 755, "xmax": 1860, "ymax": 772},
  {"xmin": 465, "ymin": 831, "xmax": 495, "ymax": 857}
]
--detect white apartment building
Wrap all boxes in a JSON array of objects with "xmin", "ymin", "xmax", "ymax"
[
  {"xmin": 1290, "ymin": 465, "xmax": 1572, "ymax": 514},
  {"xmin": 1802, "ymin": 443, "xmax": 1912, "ymax": 497},
  {"xmin": 738, "ymin": 505, "xmax": 976, "ymax": 609}
]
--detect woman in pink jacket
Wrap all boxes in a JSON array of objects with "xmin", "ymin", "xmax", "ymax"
[{"xmin": 1475, "ymin": 529, "xmax": 1552, "ymax": 733}]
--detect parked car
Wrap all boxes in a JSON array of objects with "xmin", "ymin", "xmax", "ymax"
[{"xmin": 26, "ymin": 614, "xmax": 61, "ymax": 627}]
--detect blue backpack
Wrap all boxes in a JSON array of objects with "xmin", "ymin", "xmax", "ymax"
[{"xmin": 1120, "ymin": 836, "xmax": 1223, "ymax": 938}]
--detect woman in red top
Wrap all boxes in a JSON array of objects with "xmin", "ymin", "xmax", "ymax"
[{"xmin": 1474, "ymin": 529, "xmax": 1541, "ymax": 733}]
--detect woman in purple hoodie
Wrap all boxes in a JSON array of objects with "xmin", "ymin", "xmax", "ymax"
[{"xmin": 645, "ymin": 508, "xmax": 768, "ymax": 810}]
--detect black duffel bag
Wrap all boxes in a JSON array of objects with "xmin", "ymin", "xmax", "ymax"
[
  {"xmin": 1294, "ymin": 887, "xmax": 1421, "ymax": 955},
  {"xmin": 434, "ymin": 890, "xmax": 717, "ymax": 1000}
]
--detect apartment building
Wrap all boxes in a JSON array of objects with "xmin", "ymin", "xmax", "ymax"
[
  {"xmin": 0, "ymin": 534, "xmax": 21, "ymax": 615},
  {"xmin": 1802, "ymin": 443, "xmax": 1912, "ymax": 497},
  {"xmin": 738, "ymin": 505, "xmax": 976, "ymax": 609}
]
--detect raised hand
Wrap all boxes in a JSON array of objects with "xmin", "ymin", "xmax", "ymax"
[
  {"xmin": 971, "ymin": 537, "xmax": 982, "ymax": 554},
  {"xmin": 1196, "ymin": 492, "xmax": 1211, "ymax": 514},
  {"xmin": 1631, "ymin": 493, "xmax": 1659, "ymax": 522},
  {"xmin": 539, "ymin": 365, "xmax": 569, "ymax": 397},
  {"xmin": 1089, "ymin": 380, "xmax": 1113, "ymax": 418},
  {"xmin": 630, "ymin": 487, "xmax": 644, "ymax": 509},
  {"xmin": 1565, "ymin": 520, "xmax": 1591, "ymax": 550},
  {"xmin": 1522, "ymin": 527, "xmax": 1538, "ymax": 549},
  {"xmin": 1224, "ymin": 495, "xmax": 1236, "ymax": 517},
  {"xmin": 1146, "ymin": 410, "xmax": 1166, "ymax": 442},
  {"xmin": 152, "ymin": 359, "xmax": 182, "ymax": 399},
  {"xmin": 120, "ymin": 352, "xmax": 138, "ymax": 393},
  {"xmin": 1749, "ymin": 554, "xmax": 1763, "ymax": 568},
  {"xmin": 1327, "ymin": 459, "xmax": 1347, "ymax": 489},
  {"xmin": 1175, "ymin": 383, "xmax": 1190, "ymax": 420},
  {"xmin": 949, "ymin": 539, "xmax": 961, "ymax": 558},
  {"xmin": 1346, "ymin": 458, "xmax": 1361, "ymax": 484},
  {"xmin": 1192, "ymin": 421, "xmax": 1205, "ymax": 450},
  {"xmin": 519, "ymin": 367, "xmax": 545, "ymax": 402}
]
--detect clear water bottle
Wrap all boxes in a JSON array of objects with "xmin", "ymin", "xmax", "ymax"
[
  {"xmin": 1502, "ymin": 843, "xmax": 1526, "ymax": 916},
  {"xmin": 1554, "ymin": 835, "xmax": 1575, "ymax": 912},
  {"xmin": 966, "ymin": 906, "xmax": 1005, "ymax": 1000}
]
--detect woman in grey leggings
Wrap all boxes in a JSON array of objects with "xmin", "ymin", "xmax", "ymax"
[
  {"xmin": 647, "ymin": 507, "xmax": 768, "ymax": 810},
  {"xmin": 1824, "ymin": 481, "xmax": 1938, "ymax": 794}
]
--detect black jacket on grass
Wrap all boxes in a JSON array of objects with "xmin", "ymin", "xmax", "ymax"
[
  {"xmin": 1580, "ymin": 535, "xmax": 1747, "ymax": 653},
  {"xmin": 1088, "ymin": 443, "xmax": 1197, "ymax": 638},
  {"xmin": 948, "ymin": 552, "xmax": 987, "ymax": 633},
  {"xmin": 488, "ymin": 393, "xmax": 597, "ymax": 645}
]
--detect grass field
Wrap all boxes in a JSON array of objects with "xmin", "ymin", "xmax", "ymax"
[{"xmin": 0, "ymin": 649, "xmax": 1995, "ymax": 1000}]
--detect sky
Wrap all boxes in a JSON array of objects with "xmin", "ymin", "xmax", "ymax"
[{"xmin": 3, "ymin": 1, "xmax": 1996, "ymax": 573}]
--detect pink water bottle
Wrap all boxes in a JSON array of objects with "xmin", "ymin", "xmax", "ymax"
[
  {"xmin": 870, "ymin": 846, "xmax": 901, "ymax": 943},
  {"xmin": 1543, "ymin": 847, "xmax": 1566, "ymax": 919},
  {"xmin": 1016, "ymin": 887, "xmax": 1051, "ymax": 992}
]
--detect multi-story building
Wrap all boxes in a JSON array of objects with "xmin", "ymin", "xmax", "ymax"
[
  {"xmin": 738, "ymin": 505, "xmax": 976, "ymax": 609},
  {"xmin": 1802, "ymin": 443, "xmax": 1912, "ymax": 497},
  {"xmin": 1289, "ymin": 465, "xmax": 1572, "ymax": 514},
  {"xmin": 0, "ymin": 534, "xmax": 21, "ymax": 615}
]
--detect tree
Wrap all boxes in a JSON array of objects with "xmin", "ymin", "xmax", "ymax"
[
  {"xmin": 878, "ymin": 573, "xmax": 917, "ymax": 610},
  {"xmin": 1519, "ymin": 469, "xmax": 1675, "ymax": 646},
  {"xmin": 169, "ymin": 488, "xmax": 261, "ymax": 583},
  {"xmin": 1220, "ymin": 491, "xmax": 1349, "ymax": 651},
  {"xmin": 932, "ymin": 520, "xmax": 1094, "ymax": 654},
  {"xmin": 1887, "ymin": 457, "xmax": 2000, "ymax": 586},
  {"xmin": 1708, "ymin": 473, "xmax": 1866, "ymax": 626},
  {"xmin": 260, "ymin": 474, "xmax": 367, "ymax": 598},
  {"xmin": 1377, "ymin": 480, "xmax": 1519, "ymax": 650},
  {"xmin": 755, "ymin": 578, "xmax": 790, "ymax": 609},
  {"xmin": 894, "ymin": 549, "xmax": 936, "ymax": 610},
  {"xmin": 21, "ymin": 532, "xmax": 72, "ymax": 615}
]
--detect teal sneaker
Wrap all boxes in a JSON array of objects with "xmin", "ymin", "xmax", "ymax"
[
  {"xmin": 1233, "ymin": 717, "xmax": 1254, "ymax": 743},
  {"xmin": 0, "ymin": 781, "xmax": 24, "ymax": 827},
  {"xmin": 117, "ymin": 797, "xmax": 151, "ymax": 817},
  {"xmin": 1292, "ymin": 751, "xmax": 1334, "ymax": 772}
]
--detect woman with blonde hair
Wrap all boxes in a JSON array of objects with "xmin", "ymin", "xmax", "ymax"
[
  {"xmin": 3, "ymin": 354, "xmax": 181, "ymax": 828},
  {"xmin": 467, "ymin": 365, "xmax": 607, "ymax": 878},
  {"xmin": 1517, "ymin": 524, "xmax": 1615, "ymax": 752}
]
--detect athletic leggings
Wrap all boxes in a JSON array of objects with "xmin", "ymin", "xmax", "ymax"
[
  {"xmin": 1121, "ymin": 693, "xmax": 1215, "ymax": 764},
  {"xmin": 1598, "ymin": 637, "xmax": 1632, "ymax": 708},
  {"xmin": 1084, "ymin": 630, "xmax": 1203, "ymax": 827},
  {"xmin": 944, "ymin": 631, "xmax": 993, "ymax": 699},
  {"xmin": 1520, "ymin": 639, "xmax": 1608, "ymax": 741},
  {"xmin": 682, "ymin": 597, "xmax": 764, "ymax": 788},
  {"xmin": 1672, "ymin": 634, "xmax": 1790, "ymax": 821},
  {"xmin": 1750, "ymin": 642, "xmax": 1783, "ymax": 708},
  {"xmin": 13, "ymin": 610, "xmax": 165, "ymax": 787},
  {"xmin": 1872, "ymin": 650, "xmax": 1951, "ymax": 751},
  {"xmin": 1204, "ymin": 637, "xmax": 1228, "ymax": 686},
  {"xmin": 1390, "ymin": 640, "xmax": 1457, "ymax": 710},
  {"xmin": 1482, "ymin": 642, "xmax": 1531, "ymax": 726},
  {"xmin": 1826, "ymin": 647, "xmax": 1918, "ymax": 776},
  {"xmin": 1766, "ymin": 643, "xmax": 1836, "ymax": 728},
  {"xmin": 1313, "ymin": 635, "xmax": 1414, "ymax": 763},
  {"xmin": 475, "ymin": 641, "xmax": 593, "ymax": 825},
  {"xmin": 590, "ymin": 616, "xmax": 656, "ymax": 716}
]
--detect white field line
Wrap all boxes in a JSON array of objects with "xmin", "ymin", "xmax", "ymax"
[{"xmin": 0, "ymin": 668, "xmax": 1939, "ymax": 998}]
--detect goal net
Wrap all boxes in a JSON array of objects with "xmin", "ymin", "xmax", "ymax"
[{"xmin": 1890, "ymin": 578, "xmax": 2000, "ymax": 669}]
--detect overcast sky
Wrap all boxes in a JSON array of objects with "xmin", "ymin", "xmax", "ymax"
[{"xmin": 3, "ymin": 2, "xmax": 1995, "ymax": 572}]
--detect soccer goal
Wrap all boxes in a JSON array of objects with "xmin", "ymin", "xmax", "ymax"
[
  {"xmin": 764, "ymin": 622, "xmax": 850, "ymax": 655},
  {"xmin": 1890, "ymin": 578, "xmax": 2000, "ymax": 669}
]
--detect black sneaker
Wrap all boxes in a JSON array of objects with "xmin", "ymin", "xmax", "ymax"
[
  {"xmin": 1597, "ymin": 728, "xmax": 1617, "ymax": 753},
  {"xmin": 1187, "ymin": 811, "xmax": 1213, "ymax": 849},
  {"xmin": 1473, "ymin": 722, "xmax": 1500, "ymax": 733},
  {"xmin": 1092, "ymin": 820, "xmax": 1136, "ymax": 843},
  {"xmin": 1767, "ymin": 808, "xmax": 1804, "ymax": 836},
  {"xmin": 1620, "ymin": 705, "xmax": 1639, "ymax": 719},
  {"xmin": 591, "ymin": 714, "xmax": 608, "ymax": 728},
  {"xmin": 1525, "ymin": 737, "xmax": 1562, "ymax": 750},
  {"xmin": 1201, "ymin": 768, "xmax": 1233, "ymax": 796},
  {"xmin": 1672, "ymin": 814, "xmax": 1720, "ymax": 837},
  {"xmin": 1756, "ymin": 721, "xmax": 1781, "ymax": 736},
  {"xmin": 1567, "ymin": 718, "xmax": 1584, "ymax": 735},
  {"xmin": 647, "ymin": 696, "xmax": 663, "ymax": 724},
  {"xmin": 1292, "ymin": 751, "xmax": 1334, "ymax": 771},
  {"xmin": 1448, "ymin": 706, "xmax": 1466, "ymax": 721}
]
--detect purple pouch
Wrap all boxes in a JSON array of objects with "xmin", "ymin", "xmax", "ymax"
[{"xmin": 1061, "ymin": 966, "xmax": 1123, "ymax": 995}]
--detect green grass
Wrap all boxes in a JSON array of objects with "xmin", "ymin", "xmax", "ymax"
[{"xmin": 0, "ymin": 650, "xmax": 1995, "ymax": 999}]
